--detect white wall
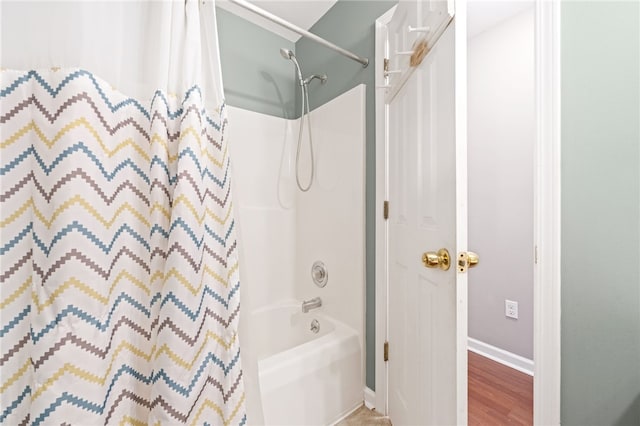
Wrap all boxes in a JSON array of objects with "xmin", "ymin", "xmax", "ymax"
[{"xmin": 468, "ymin": 8, "xmax": 535, "ymax": 360}]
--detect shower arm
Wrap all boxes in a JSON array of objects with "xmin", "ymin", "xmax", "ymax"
[
  {"xmin": 303, "ymin": 74, "xmax": 328, "ymax": 86},
  {"xmin": 227, "ymin": 0, "xmax": 369, "ymax": 68}
]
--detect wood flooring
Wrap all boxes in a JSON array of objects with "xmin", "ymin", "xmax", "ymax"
[
  {"xmin": 468, "ymin": 351, "xmax": 533, "ymax": 425},
  {"xmin": 340, "ymin": 351, "xmax": 532, "ymax": 425}
]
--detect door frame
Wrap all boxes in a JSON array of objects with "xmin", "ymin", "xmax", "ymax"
[{"xmin": 373, "ymin": 0, "xmax": 562, "ymax": 424}]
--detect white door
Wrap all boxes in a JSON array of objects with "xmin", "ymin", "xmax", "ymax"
[{"xmin": 385, "ymin": 1, "xmax": 468, "ymax": 424}]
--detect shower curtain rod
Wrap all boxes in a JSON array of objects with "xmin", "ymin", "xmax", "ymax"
[{"xmin": 227, "ymin": 0, "xmax": 369, "ymax": 67}]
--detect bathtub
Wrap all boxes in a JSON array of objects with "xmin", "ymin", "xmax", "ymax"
[{"xmin": 248, "ymin": 302, "xmax": 362, "ymax": 425}]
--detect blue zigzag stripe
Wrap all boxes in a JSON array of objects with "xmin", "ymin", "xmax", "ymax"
[
  {"xmin": 160, "ymin": 285, "xmax": 230, "ymax": 317},
  {"xmin": 32, "ymin": 221, "xmax": 150, "ymax": 256},
  {"xmin": 1, "ymin": 70, "xmax": 149, "ymax": 119},
  {"xmin": 228, "ymin": 280, "xmax": 241, "ymax": 303},
  {"xmin": 204, "ymin": 223, "xmax": 226, "ymax": 247},
  {"xmin": 32, "ymin": 349, "xmax": 241, "ymax": 425},
  {"xmin": 150, "ymin": 151, "xmax": 229, "ymax": 188},
  {"xmin": 0, "ymin": 306, "xmax": 30, "ymax": 338},
  {"xmin": 0, "ymin": 144, "xmax": 149, "ymax": 185},
  {"xmin": 151, "ymin": 147, "xmax": 211, "ymax": 179},
  {"xmin": 152, "ymin": 218, "xmax": 204, "ymax": 248},
  {"xmin": 29, "ymin": 283, "xmax": 233, "ymax": 342},
  {"xmin": 224, "ymin": 220, "xmax": 235, "ymax": 243},
  {"xmin": 157, "ymin": 281, "xmax": 238, "ymax": 321},
  {"xmin": 33, "ymin": 143, "xmax": 149, "ymax": 184},
  {"xmin": 0, "ymin": 223, "xmax": 32, "ymax": 256},
  {"xmin": 31, "ymin": 293, "xmax": 150, "ymax": 343},
  {"xmin": 149, "ymin": 85, "xmax": 222, "ymax": 126},
  {"xmin": 0, "ymin": 385, "xmax": 31, "ymax": 423},
  {"xmin": 1, "ymin": 143, "xmax": 229, "ymax": 191},
  {"xmin": 150, "ymin": 217, "xmax": 232, "ymax": 249},
  {"xmin": 32, "ymin": 392, "xmax": 102, "ymax": 426}
]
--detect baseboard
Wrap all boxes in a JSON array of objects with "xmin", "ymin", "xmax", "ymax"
[
  {"xmin": 330, "ymin": 401, "xmax": 363, "ymax": 426},
  {"xmin": 364, "ymin": 387, "xmax": 375, "ymax": 409},
  {"xmin": 468, "ymin": 337, "xmax": 534, "ymax": 376}
]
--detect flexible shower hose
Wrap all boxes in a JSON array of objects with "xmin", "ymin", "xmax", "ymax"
[{"xmin": 295, "ymin": 83, "xmax": 314, "ymax": 192}]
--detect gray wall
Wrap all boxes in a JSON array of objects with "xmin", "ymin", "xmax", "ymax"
[
  {"xmin": 295, "ymin": 0, "xmax": 396, "ymax": 391},
  {"xmin": 468, "ymin": 8, "xmax": 534, "ymax": 360},
  {"xmin": 561, "ymin": 1, "xmax": 640, "ymax": 425},
  {"xmin": 216, "ymin": 7, "xmax": 296, "ymax": 118}
]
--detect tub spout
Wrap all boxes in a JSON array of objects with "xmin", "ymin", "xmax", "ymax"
[{"xmin": 302, "ymin": 297, "xmax": 322, "ymax": 313}]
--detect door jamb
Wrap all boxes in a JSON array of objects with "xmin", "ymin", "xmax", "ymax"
[
  {"xmin": 374, "ymin": 1, "xmax": 562, "ymax": 424},
  {"xmin": 533, "ymin": 0, "xmax": 562, "ymax": 424},
  {"xmin": 374, "ymin": 5, "xmax": 395, "ymax": 414}
]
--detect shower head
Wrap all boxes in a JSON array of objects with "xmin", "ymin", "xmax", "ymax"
[
  {"xmin": 279, "ymin": 48, "xmax": 294, "ymax": 59},
  {"xmin": 279, "ymin": 47, "xmax": 304, "ymax": 85}
]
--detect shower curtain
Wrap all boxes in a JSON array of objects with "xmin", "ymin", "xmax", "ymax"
[{"xmin": 0, "ymin": 2, "xmax": 245, "ymax": 425}]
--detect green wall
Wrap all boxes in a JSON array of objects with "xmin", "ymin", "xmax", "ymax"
[
  {"xmin": 296, "ymin": 0, "xmax": 397, "ymax": 390},
  {"xmin": 561, "ymin": 2, "xmax": 640, "ymax": 424},
  {"xmin": 216, "ymin": 7, "xmax": 296, "ymax": 118}
]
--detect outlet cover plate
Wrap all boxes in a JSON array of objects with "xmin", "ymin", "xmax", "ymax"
[{"xmin": 505, "ymin": 300, "xmax": 518, "ymax": 319}]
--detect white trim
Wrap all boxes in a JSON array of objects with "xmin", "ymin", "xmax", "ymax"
[
  {"xmin": 533, "ymin": 0, "xmax": 562, "ymax": 425},
  {"xmin": 454, "ymin": 3, "xmax": 469, "ymax": 424},
  {"xmin": 330, "ymin": 403, "xmax": 365, "ymax": 426},
  {"xmin": 374, "ymin": 5, "xmax": 396, "ymax": 416},
  {"xmin": 468, "ymin": 338, "xmax": 534, "ymax": 376},
  {"xmin": 364, "ymin": 387, "xmax": 376, "ymax": 410}
]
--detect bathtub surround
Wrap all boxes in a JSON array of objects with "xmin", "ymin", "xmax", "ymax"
[
  {"xmin": 227, "ymin": 105, "xmax": 296, "ymax": 422},
  {"xmin": 296, "ymin": 0, "xmax": 397, "ymax": 391},
  {"xmin": 561, "ymin": 1, "xmax": 640, "ymax": 424},
  {"xmin": 294, "ymin": 86, "xmax": 366, "ymax": 359},
  {"xmin": 229, "ymin": 86, "xmax": 366, "ymax": 424}
]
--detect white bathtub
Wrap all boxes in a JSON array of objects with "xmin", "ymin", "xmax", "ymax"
[{"xmin": 247, "ymin": 302, "xmax": 362, "ymax": 425}]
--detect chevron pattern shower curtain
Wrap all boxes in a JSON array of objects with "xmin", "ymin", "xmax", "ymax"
[
  {"xmin": 0, "ymin": 3, "xmax": 245, "ymax": 424},
  {"xmin": 0, "ymin": 68, "xmax": 245, "ymax": 425}
]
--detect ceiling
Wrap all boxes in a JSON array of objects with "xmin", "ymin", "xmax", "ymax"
[
  {"xmin": 216, "ymin": 0, "xmax": 338, "ymax": 42},
  {"xmin": 468, "ymin": 0, "xmax": 534, "ymax": 38}
]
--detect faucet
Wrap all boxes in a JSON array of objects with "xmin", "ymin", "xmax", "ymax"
[{"xmin": 302, "ymin": 297, "xmax": 322, "ymax": 313}]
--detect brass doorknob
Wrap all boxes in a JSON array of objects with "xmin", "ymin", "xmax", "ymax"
[
  {"xmin": 422, "ymin": 248, "xmax": 451, "ymax": 271},
  {"xmin": 467, "ymin": 252, "xmax": 479, "ymax": 268}
]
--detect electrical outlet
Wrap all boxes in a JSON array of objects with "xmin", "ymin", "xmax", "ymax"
[{"xmin": 505, "ymin": 300, "xmax": 518, "ymax": 319}]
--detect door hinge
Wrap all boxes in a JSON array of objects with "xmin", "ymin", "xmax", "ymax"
[
  {"xmin": 383, "ymin": 58, "xmax": 390, "ymax": 76},
  {"xmin": 383, "ymin": 200, "xmax": 389, "ymax": 220},
  {"xmin": 384, "ymin": 341, "xmax": 389, "ymax": 362}
]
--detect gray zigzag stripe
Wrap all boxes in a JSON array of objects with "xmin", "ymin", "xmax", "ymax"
[
  {"xmin": 0, "ymin": 170, "xmax": 150, "ymax": 206},
  {"xmin": 0, "ymin": 333, "xmax": 30, "ymax": 366},
  {"xmin": 103, "ymin": 371, "xmax": 243, "ymax": 424},
  {"xmin": 32, "ymin": 247, "xmax": 149, "ymax": 285},
  {"xmin": 0, "ymin": 250, "xmax": 31, "ymax": 283},
  {"xmin": 32, "ymin": 318, "xmax": 151, "ymax": 369}
]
